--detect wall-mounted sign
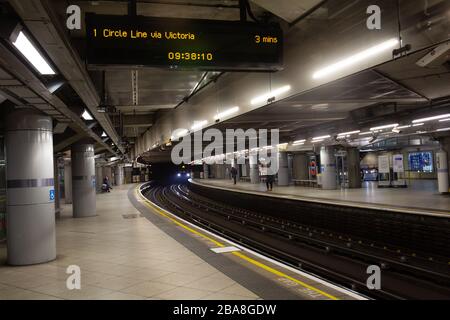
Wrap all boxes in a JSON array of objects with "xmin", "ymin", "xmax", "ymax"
[
  {"xmin": 378, "ymin": 155, "xmax": 390, "ymax": 174},
  {"xmin": 85, "ymin": 14, "xmax": 283, "ymax": 71},
  {"xmin": 49, "ymin": 189, "xmax": 55, "ymax": 201},
  {"xmin": 393, "ymin": 154, "xmax": 404, "ymax": 173}
]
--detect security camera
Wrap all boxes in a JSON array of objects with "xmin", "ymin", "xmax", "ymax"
[{"xmin": 416, "ymin": 41, "xmax": 450, "ymax": 68}]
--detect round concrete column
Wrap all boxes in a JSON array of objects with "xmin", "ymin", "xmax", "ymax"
[
  {"xmin": 320, "ymin": 146, "xmax": 337, "ymax": 190},
  {"xmin": 347, "ymin": 147, "xmax": 361, "ymax": 188},
  {"xmin": 203, "ymin": 163, "xmax": 209, "ymax": 179},
  {"xmin": 293, "ymin": 153, "xmax": 309, "ymax": 180},
  {"xmin": 95, "ymin": 166, "xmax": 103, "ymax": 191},
  {"xmin": 71, "ymin": 143, "xmax": 96, "ymax": 218},
  {"xmin": 5, "ymin": 109, "xmax": 56, "ymax": 265},
  {"xmin": 277, "ymin": 152, "xmax": 289, "ymax": 186},
  {"xmin": 64, "ymin": 160, "xmax": 72, "ymax": 204},
  {"xmin": 115, "ymin": 165, "xmax": 124, "ymax": 186},
  {"xmin": 249, "ymin": 153, "xmax": 260, "ymax": 184}
]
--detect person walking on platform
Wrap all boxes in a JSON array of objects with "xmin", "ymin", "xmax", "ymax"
[{"xmin": 230, "ymin": 166, "xmax": 238, "ymax": 185}]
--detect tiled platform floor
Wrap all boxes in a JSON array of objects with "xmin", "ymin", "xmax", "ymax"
[
  {"xmin": 0, "ymin": 184, "xmax": 260, "ymax": 300},
  {"xmin": 193, "ymin": 179, "xmax": 450, "ymax": 215}
]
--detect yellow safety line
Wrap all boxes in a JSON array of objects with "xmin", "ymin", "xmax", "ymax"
[{"xmin": 135, "ymin": 186, "xmax": 339, "ymax": 300}]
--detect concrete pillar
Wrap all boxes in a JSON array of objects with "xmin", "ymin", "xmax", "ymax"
[
  {"xmin": 72, "ymin": 143, "xmax": 96, "ymax": 218},
  {"xmin": 5, "ymin": 109, "xmax": 56, "ymax": 265},
  {"xmin": 293, "ymin": 153, "xmax": 309, "ymax": 180},
  {"xmin": 203, "ymin": 163, "xmax": 209, "ymax": 179},
  {"xmin": 64, "ymin": 160, "xmax": 72, "ymax": 204},
  {"xmin": 277, "ymin": 152, "xmax": 289, "ymax": 186},
  {"xmin": 347, "ymin": 147, "xmax": 361, "ymax": 188},
  {"xmin": 439, "ymin": 137, "xmax": 450, "ymax": 193},
  {"xmin": 115, "ymin": 165, "xmax": 124, "ymax": 186},
  {"xmin": 320, "ymin": 146, "xmax": 337, "ymax": 190},
  {"xmin": 249, "ymin": 153, "xmax": 260, "ymax": 184}
]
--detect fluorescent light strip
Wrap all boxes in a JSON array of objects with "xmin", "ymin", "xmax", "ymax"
[
  {"xmin": 436, "ymin": 127, "xmax": 450, "ymax": 132},
  {"xmin": 81, "ymin": 109, "xmax": 93, "ymax": 120},
  {"xmin": 191, "ymin": 120, "xmax": 208, "ymax": 131},
  {"xmin": 412, "ymin": 123, "xmax": 424, "ymax": 127},
  {"xmin": 251, "ymin": 85, "xmax": 291, "ymax": 105},
  {"xmin": 214, "ymin": 106, "xmax": 239, "ymax": 120},
  {"xmin": 413, "ymin": 114, "xmax": 450, "ymax": 123},
  {"xmin": 370, "ymin": 123, "xmax": 398, "ymax": 131},
  {"xmin": 293, "ymin": 139, "xmax": 306, "ymax": 144},
  {"xmin": 172, "ymin": 129, "xmax": 189, "ymax": 139},
  {"xmin": 312, "ymin": 135, "xmax": 330, "ymax": 141},
  {"xmin": 395, "ymin": 125, "xmax": 411, "ymax": 129},
  {"xmin": 439, "ymin": 118, "xmax": 450, "ymax": 122},
  {"xmin": 312, "ymin": 139, "xmax": 324, "ymax": 143},
  {"xmin": 337, "ymin": 130, "xmax": 361, "ymax": 136},
  {"xmin": 12, "ymin": 31, "xmax": 56, "ymax": 75},
  {"xmin": 312, "ymin": 38, "xmax": 399, "ymax": 79},
  {"xmin": 359, "ymin": 131, "xmax": 373, "ymax": 136}
]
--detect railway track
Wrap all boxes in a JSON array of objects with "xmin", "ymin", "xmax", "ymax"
[{"xmin": 141, "ymin": 182, "xmax": 450, "ymax": 300}]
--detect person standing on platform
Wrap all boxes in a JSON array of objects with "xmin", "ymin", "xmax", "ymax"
[
  {"xmin": 230, "ymin": 166, "xmax": 238, "ymax": 185},
  {"xmin": 265, "ymin": 167, "xmax": 274, "ymax": 191}
]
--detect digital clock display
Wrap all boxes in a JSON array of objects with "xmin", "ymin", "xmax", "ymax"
[{"xmin": 86, "ymin": 14, "xmax": 283, "ymax": 71}]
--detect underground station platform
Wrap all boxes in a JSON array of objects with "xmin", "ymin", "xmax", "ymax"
[{"xmin": 0, "ymin": 0, "xmax": 450, "ymax": 316}]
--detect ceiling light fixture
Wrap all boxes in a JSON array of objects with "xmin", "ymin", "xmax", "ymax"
[
  {"xmin": 370, "ymin": 123, "xmax": 399, "ymax": 131},
  {"xmin": 171, "ymin": 129, "xmax": 189, "ymax": 140},
  {"xmin": 312, "ymin": 135, "xmax": 331, "ymax": 141},
  {"xmin": 312, "ymin": 38, "xmax": 399, "ymax": 79},
  {"xmin": 439, "ymin": 118, "xmax": 450, "ymax": 122},
  {"xmin": 214, "ymin": 106, "xmax": 239, "ymax": 120},
  {"xmin": 12, "ymin": 31, "xmax": 56, "ymax": 75},
  {"xmin": 337, "ymin": 130, "xmax": 361, "ymax": 137},
  {"xmin": 412, "ymin": 114, "xmax": 450, "ymax": 123},
  {"xmin": 250, "ymin": 85, "xmax": 291, "ymax": 106},
  {"xmin": 191, "ymin": 120, "xmax": 208, "ymax": 131},
  {"xmin": 81, "ymin": 109, "xmax": 94, "ymax": 121},
  {"xmin": 359, "ymin": 131, "xmax": 373, "ymax": 136},
  {"xmin": 101, "ymin": 131, "xmax": 107, "ymax": 137}
]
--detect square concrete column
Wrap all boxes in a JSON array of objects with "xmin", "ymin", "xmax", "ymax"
[{"xmin": 347, "ymin": 147, "xmax": 362, "ymax": 188}]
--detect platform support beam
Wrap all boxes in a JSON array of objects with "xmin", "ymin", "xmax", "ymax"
[
  {"xmin": 115, "ymin": 165, "xmax": 124, "ymax": 186},
  {"xmin": 72, "ymin": 142, "xmax": 96, "ymax": 218},
  {"xmin": 203, "ymin": 163, "xmax": 209, "ymax": 179},
  {"xmin": 249, "ymin": 153, "xmax": 260, "ymax": 184},
  {"xmin": 5, "ymin": 109, "xmax": 56, "ymax": 265},
  {"xmin": 64, "ymin": 159, "xmax": 72, "ymax": 204},
  {"xmin": 347, "ymin": 147, "xmax": 361, "ymax": 189},
  {"xmin": 277, "ymin": 152, "xmax": 290, "ymax": 186},
  {"xmin": 320, "ymin": 146, "xmax": 337, "ymax": 190},
  {"xmin": 438, "ymin": 137, "xmax": 450, "ymax": 193}
]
